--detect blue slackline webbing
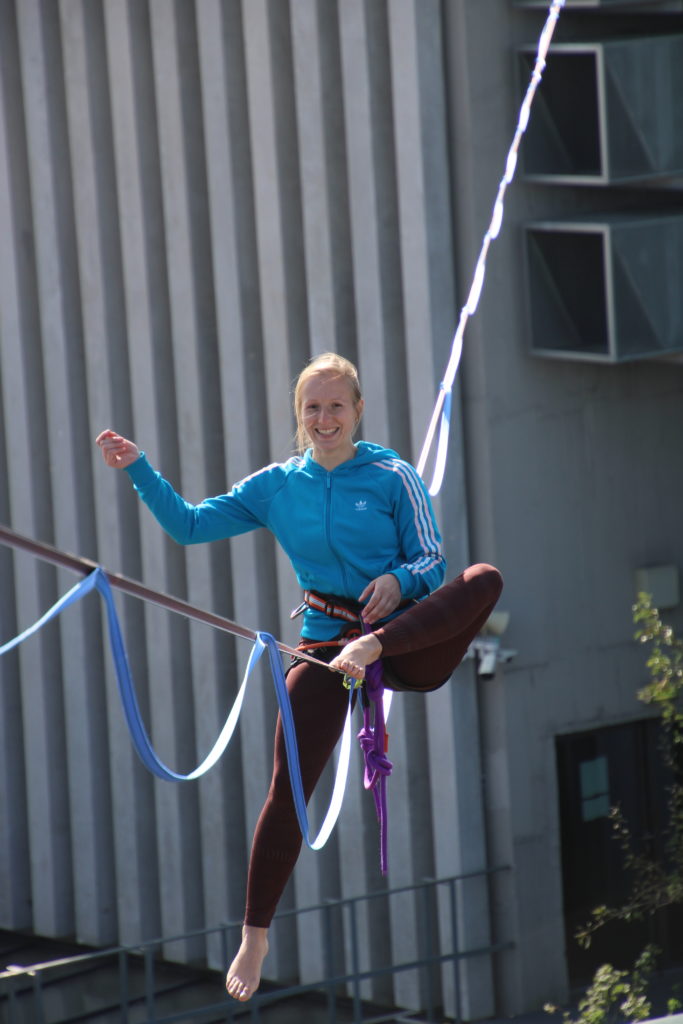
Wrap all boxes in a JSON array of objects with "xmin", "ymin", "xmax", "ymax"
[
  {"xmin": 0, "ymin": 567, "xmax": 354, "ymax": 851},
  {"xmin": 0, "ymin": 568, "xmax": 101, "ymax": 656},
  {"xmin": 417, "ymin": 0, "xmax": 566, "ymax": 496},
  {"xmin": 259, "ymin": 631, "xmax": 356, "ymax": 851}
]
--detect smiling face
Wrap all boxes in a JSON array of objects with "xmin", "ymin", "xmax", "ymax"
[{"xmin": 298, "ymin": 371, "xmax": 364, "ymax": 470}]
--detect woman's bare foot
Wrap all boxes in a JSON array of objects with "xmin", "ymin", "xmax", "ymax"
[
  {"xmin": 225, "ymin": 925, "xmax": 269, "ymax": 1002},
  {"xmin": 329, "ymin": 633, "xmax": 382, "ymax": 680}
]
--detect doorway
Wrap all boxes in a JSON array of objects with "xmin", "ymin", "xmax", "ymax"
[{"xmin": 556, "ymin": 719, "xmax": 683, "ymax": 987}]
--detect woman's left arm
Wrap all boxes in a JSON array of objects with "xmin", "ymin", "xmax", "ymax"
[
  {"xmin": 357, "ymin": 460, "xmax": 446, "ymax": 624},
  {"xmin": 388, "ymin": 462, "xmax": 446, "ymax": 600}
]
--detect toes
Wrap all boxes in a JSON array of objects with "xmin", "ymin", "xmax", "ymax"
[{"xmin": 226, "ymin": 976, "xmax": 250, "ymax": 1001}]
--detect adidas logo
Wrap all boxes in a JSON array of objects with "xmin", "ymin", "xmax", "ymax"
[{"xmin": 354, "ymin": 500, "xmax": 368, "ymax": 512}]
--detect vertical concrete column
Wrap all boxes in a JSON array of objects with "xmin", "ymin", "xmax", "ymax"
[
  {"xmin": 102, "ymin": 0, "xmax": 166, "ymax": 948},
  {"xmin": 12, "ymin": 0, "xmax": 77, "ymax": 940},
  {"xmin": 148, "ymin": 0, "xmax": 226, "ymax": 963},
  {"xmin": 0, "ymin": 549, "xmax": 29, "ymax": 930},
  {"xmin": 194, "ymin": 0, "xmax": 256, "ymax": 966},
  {"xmin": 57, "ymin": 0, "xmax": 121, "ymax": 948},
  {"xmin": 0, "ymin": 15, "xmax": 32, "ymax": 929},
  {"xmin": 339, "ymin": 0, "xmax": 403, "ymax": 451},
  {"xmin": 291, "ymin": 0, "xmax": 354, "ymax": 358}
]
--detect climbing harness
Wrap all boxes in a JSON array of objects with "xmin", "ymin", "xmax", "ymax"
[{"xmin": 417, "ymin": 0, "xmax": 566, "ymax": 497}]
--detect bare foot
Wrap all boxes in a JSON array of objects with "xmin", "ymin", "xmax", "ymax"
[
  {"xmin": 329, "ymin": 633, "xmax": 382, "ymax": 680},
  {"xmin": 225, "ymin": 925, "xmax": 269, "ymax": 1002}
]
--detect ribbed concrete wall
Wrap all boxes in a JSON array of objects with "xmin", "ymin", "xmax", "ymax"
[{"xmin": 0, "ymin": 0, "xmax": 491, "ymax": 1015}]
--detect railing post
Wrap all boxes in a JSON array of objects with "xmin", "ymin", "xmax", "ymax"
[
  {"xmin": 347, "ymin": 898, "xmax": 363, "ymax": 1023},
  {"xmin": 144, "ymin": 946, "xmax": 156, "ymax": 1023},
  {"xmin": 5, "ymin": 976, "xmax": 18, "ymax": 1024},
  {"xmin": 118, "ymin": 949, "xmax": 129, "ymax": 1023},
  {"xmin": 322, "ymin": 899, "xmax": 338, "ymax": 1024},
  {"xmin": 448, "ymin": 877, "xmax": 463, "ymax": 1024},
  {"xmin": 420, "ymin": 879, "xmax": 437, "ymax": 1021},
  {"xmin": 219, "ymin": 925, "xmax": 237, "ymax": 1022},
  {"xmin": 32, "ymin": 971, "xmax": 46, "ymax": 1024}
]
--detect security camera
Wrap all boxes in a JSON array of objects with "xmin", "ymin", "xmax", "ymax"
[
  {"xmin": 477, "ymin": 638, "xmax": 500, "ymax": 679},
  {"xmin": 466, "ymin": 610, "xmax": 516, "ymax": 678}
]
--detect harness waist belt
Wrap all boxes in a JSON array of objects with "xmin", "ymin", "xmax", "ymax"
[
  {"xmin": 292, "ymin": 588, "xmax": 415, "ymax": 625},
  {"xmin": 291, "ymin": 590, "xmax": 362, "ymax": 624}
]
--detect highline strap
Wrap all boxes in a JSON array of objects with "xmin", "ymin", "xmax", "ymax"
[{"xmin": 417, "ymin": 0, "xmax": 566, "ymax": 496}]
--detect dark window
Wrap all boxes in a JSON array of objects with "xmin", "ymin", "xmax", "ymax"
[{"xmin": 556, "ymin": 719, "xmax": 683, "ymax": 987}]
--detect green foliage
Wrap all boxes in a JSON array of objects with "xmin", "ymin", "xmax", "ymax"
[
  {"xmin": 668, "ymin": 996, "xmax": 683, "ymax": 1017},
  {"xmin": 546, "ymin": 594, "xmax": 683, "ymax": 1024},
  {"xmin": 634, "ymin": 593, "xmax": 683, "ymax": 735},
  {"xmin": 544, "ymin": 947, "xmax": 658, "ymax": 1024},
  {"xmin": 576, "ymin": 594, "xmax": 683, "ymax": 949}
]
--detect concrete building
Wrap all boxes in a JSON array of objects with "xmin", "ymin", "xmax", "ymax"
[{"xmin": 1, "ymin": 0, "xmax": 682, "ymax": 1018}]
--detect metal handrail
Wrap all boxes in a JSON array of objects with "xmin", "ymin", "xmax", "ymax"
[{"xmin": 0, "ymin": 869, "xmax": 513, "ymax": 1024}]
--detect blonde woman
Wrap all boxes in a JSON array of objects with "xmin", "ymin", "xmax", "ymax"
[{"xmin": 96, "ymin": 352, "xmax": 502, "ymax": 1002}]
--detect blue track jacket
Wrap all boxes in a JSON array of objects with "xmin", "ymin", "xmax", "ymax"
[{"xmin": 126, "ymin": 441, "xmax": 446, "ymax": 641}]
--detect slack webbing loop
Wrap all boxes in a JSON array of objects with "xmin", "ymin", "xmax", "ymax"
[
  {"xmin": 0, "ymin": 568, "xmax": 245, "ymax": 781},
  {"xmin": 261, "ymin": 632, "xmax": 355, "ymax": 851},
  {"xmin": 0, "ymin": 561, "xmax": 355, "ymax": 845}
]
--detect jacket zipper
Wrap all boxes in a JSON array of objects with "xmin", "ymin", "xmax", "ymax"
[{"xmin": 324, "ymin": 473, "xmax": 351, "ymax": 594}]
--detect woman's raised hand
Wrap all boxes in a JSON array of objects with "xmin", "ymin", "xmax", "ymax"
[{"xmin": 95, "ymin": 429, "xmax": 140, "ymax": 470}]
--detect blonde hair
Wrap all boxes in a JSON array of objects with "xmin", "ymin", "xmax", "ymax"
[{"xmin": 293, "ymin": 352, "xmax": 363, "ymax": 453}]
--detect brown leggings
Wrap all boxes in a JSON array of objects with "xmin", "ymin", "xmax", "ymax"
[{"xmin": 244, "ymin": 563, "xmax": 503, "ymax": 927}]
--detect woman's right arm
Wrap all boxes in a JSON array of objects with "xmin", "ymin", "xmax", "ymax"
[{"xmin": 95, "ymin": 429, "xmax": 263, "ymax": 544}]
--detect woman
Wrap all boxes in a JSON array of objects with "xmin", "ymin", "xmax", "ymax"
[{"xmin": 96, "ymin": 352, "xmax": 502, "ymax": 1002}]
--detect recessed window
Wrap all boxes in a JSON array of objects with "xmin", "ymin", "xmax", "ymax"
[{"xmin": 579, "ymin": 755, "xmax": 610, "ymax": 822}]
